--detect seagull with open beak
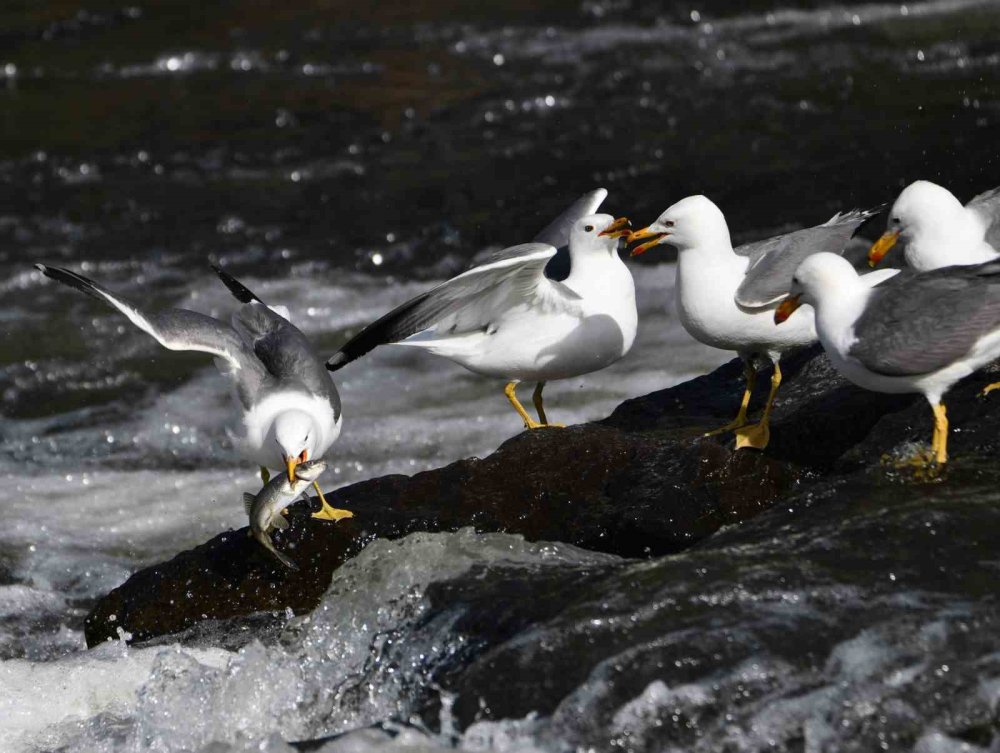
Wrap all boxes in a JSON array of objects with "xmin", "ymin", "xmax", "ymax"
[
  {"xmin": 327, "ymin": 191, "xmax": 638, "ymax": 430},
  {"xmin": 629, "ymin": 195, "xmax": 879, "ymax": 450},
  {"xmin": 868, "ymin": 180, "xmax": 1000, "ymax": 271}
]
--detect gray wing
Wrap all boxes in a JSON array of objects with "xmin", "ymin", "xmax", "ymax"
[
  {"xmin": 966, "ymin": 186, "xmax": 1000, "ymax": 250},
  {"xmin": 849, "ymin": 261, "xmax": 1000, "ymax": 376},
  {"xmin": 327, "ymin": 242, "xmax": 557, "ymax": 370},
  {"xmin": 734, "ymin": 208, "xmax": 879, "ymax": 308},
  {"xmin": 36, "ymin": 264, "xmax": 268, "ymax": 407},
  {"xmin": 211, "ymin": 266, "xmax": 339, "ymax": 411},
  {"xmin": 533, "ymin": 188, "xmax": 607, "ymax": 248}
]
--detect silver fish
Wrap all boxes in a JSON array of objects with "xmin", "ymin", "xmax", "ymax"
[{"xmin": 243, "ymin": 458, "xmax": 328, "ymax": 570}]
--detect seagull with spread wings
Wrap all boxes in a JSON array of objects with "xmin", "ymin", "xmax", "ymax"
[
  {"xmin": 327, "ymin": 189, "xmax": 636, "ymax": 429},
  {"xmin": 35, "ymin": 263, "xmax": 351, "ymax": 522}
]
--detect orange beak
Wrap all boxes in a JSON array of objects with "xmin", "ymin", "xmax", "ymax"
[
  {"xmin": 286, "ymin": 449, "xmax": 308, "ymax": 482},
  {"xmin": 774, "ymin": 295, "xmax": 802, "ymax": 324},
  {"xmin": 628, "ymin": 226, "xmax": 669, "ymax": 256},
  {"xmin": 598, "ymin": 216, "xmax": 632, "ymax": 239},
  {"xmin": 868, "ymin": 230, "xmax": 900, "ymax": 267}
]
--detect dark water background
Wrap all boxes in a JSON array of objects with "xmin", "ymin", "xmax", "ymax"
[
  {"xmin": 2, "ymin": 0, "xmax": 999, "ymax": 418},
  {"xmin": 1, "ymin": 2, "xmax": 1000, "ymax": 751}
]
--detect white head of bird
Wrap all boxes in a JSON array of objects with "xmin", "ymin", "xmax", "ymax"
[
  {"xmin": 891, "ymin": 181, "xmax": 965, "ymax": 240},
  {"xmin": 569, "ymin": 214, "xmax": 632, "ymax": 257},
  {"xmin": 869, "ymin": 181, "xmax": 974, "ymax": 268},
  {"xmin": 629, "ymin": 195, "xmax": 731, "ymax": 256},
  {"xmin": 775, "ymin": 252, "xmax": 861, "ymax": 328},
  {"xmin": 272, "ymin": 409, "xmax": 316, "ymax": 478}
]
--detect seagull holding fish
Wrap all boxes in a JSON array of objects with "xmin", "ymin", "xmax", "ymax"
[
  {"xmin": 35, "ymin": 263, "xmax": 351, "ymax": 522},
  {"xmin": 776, "ymin": 253, "xmax": 1000, "ymax": 467},
  {"xmin": 868, "ymin": 180, "xmax": 1000, "ymax": 270},
  {"xmin": 629, "ymin": 195, "xmax": 881, "ymax": 450},
  {"xmin": 327, "ymin": 189, "xmax": 637, "ymax": 429}
]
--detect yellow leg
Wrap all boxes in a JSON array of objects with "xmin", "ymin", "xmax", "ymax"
[
  {"xmin": 704, "ymin": 362, "xmax": 756, "ymax": 437},
  {"xmin": 931, "ymin": 402, "xmax": 948, "ymax": 465},
  {"xmin": 735, "ymin": 362, "xmax": 782, "ymax": 450},
  {"xmin": 506, "ymin": 381, "xmax": 543, "ymax": 430},
  {"xmin": 981, "ymin": 381, "xmax": 1000, "ymax": 397},
  {"xmin": 260, "ymin": 466, "xmax": 270, "ymax": 485},
  {"xmin": 310, "ymin": 481, "xmax": 354, "ymax": 522},
  {"xmin": 532, "ymin": 382, "xmax": 565, "ymax": 428}
]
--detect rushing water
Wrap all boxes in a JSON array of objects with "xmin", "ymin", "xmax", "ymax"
[{"xmin": 1, "ymin": 1, "xmax": 998, "ymax": 750}]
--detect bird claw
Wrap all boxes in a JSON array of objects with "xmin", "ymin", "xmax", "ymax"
[
  {"xmin": 703, "ymin": 419, "xmax": 750, "ymax": 438},
  {"xmin": 881, "ymin": 448, "xmax": 945, "ymax": 481},
  {"xmin": 980, "ymin": 381, "xmax": 1000, "ymax": 398},
  {"xmin": 311, "ymin": 502, "xmax": 354, "ymax": 522},
  {"xmin": 734, "ymin": 421, "xmax": 770, "ymax": 451}
]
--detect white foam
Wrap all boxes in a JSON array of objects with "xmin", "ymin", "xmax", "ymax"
[
  {"xmin": 3, "ymin": 531, "xmax": 614, "ymax": 753},
  {"xmin": 0, "ymin": 640, "xmax": 230, "ymax": 752}
]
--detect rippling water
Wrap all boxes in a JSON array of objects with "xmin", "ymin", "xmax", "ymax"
[{"xmin": 1, "ymin": 1, "xmax": 998, "ymax": 750}]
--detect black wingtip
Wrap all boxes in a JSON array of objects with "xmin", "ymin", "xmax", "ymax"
[
  {"xmin": 326, "ymin": 352, "xmax": 350, "ymax": 372},
  {"xmin": 33, "ymin": 264, "xmax": 107, "ymax": 302},
  {"xmin": 211, "ymin": 263, "xmax": 263, "ymax": 305}
]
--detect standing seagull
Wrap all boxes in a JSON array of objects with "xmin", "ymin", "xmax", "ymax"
[
  {"xmin": 327, "ymin": 190, "xmax": 636, "ymax": 429},
  {"xmin": 35, "ymin": 264, "xmax": 351, "ymax": 522},
  {"xmin": 775, "ymin": 253, "xmax": 1000, "ymax": 466},
  {"xmin": 868, "ymin": 180, "xmax": 1000, "ymax": 270},
  {"xmin": 629, "ymin": 195, "xmax": 880, "ymax": 450}
]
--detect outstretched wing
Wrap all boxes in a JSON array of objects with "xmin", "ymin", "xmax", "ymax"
[
  {"xmin": 966, "ymin": 186, "xmax": 1000, "ymax": 250},
  {"xmin": 849, "ymin": 261, "xmax": 1000, "ymax": 376},
  {"xmin": 534, "ymin": 188, "xmax": 608, "ymax": 282},
  {"xmin": 37, "ymin": 264, "xmax": 268, "ymax": 406},
  {"xmin": 211, "ymin": 265, "xmax": 337, "ymax": 406},
  {"xmin": 734, "ymin": 208, "xmax": 879, "ymax": 308},
  {"xmin": 327, "ymin": 242, "xmax": 558, "ymax": 370}
]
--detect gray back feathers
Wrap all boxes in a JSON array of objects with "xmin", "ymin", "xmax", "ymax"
[
  {"xmin": 967, "ymin": 186, "xmax": 1000, "ymax": 250},
  {"xmin": 849, "ymin": 261, "xmax": 1000, "ymax": 376},
  {"xmin": 735, "ymin": 208, "xmax": 878, "ymax": 308}
]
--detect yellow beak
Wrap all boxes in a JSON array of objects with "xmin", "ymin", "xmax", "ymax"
[
  {"xmin": 628, "ymin": 226, "xmax": 669, "ymax": 256},
  {"xmin": 774, "ymin": 295, "xmax": 802, "ymax": 324},
  {"xmin": 868, "ymin": 230, "xmax": 900, "ymax": 267},
  {"xmin": 598, "ymin": 216, "xmax": 632, "ymax": 239},
  {"xmin": 286, "ymin": 457, "xmax": 298, "ymax": 483}
]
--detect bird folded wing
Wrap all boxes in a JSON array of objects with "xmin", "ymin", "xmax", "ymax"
[
  {"xmin": 849, "ymin": 263, "xmax": 1000, "ymax": 376},
  {"xmin": 966, "ymin": 186, "xmax": 1000, "ymax": 250},
  {"xmin": 735, "ymin": 209, "xmax": 878, "ymax": 308}
]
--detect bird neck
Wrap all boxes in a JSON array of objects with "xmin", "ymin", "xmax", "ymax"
[
  {"xmin": 812, "ymin": 280, "xmax": 872, "ymax": 356},
  {"xmin": 565, "ymin": 244, "xmax": 624, "ymax": 285}
]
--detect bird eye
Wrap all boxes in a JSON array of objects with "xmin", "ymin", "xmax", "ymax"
[
  {"xmin": 891, "ymin": 217, "xmax": 900, "ymax": 224},
  {"xmin": 584, "ymin": 225, "xmax": 594, "ymax": 232},
  {"xmin": 663, "ymin": 220, "xmax": 675, "ymax": 227}
]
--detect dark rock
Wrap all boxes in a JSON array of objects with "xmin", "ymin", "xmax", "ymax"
[{"xmin": 84, "ymin": 345, "xmax": 1000, "ymax": 647}]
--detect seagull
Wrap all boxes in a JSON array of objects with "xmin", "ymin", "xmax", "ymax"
[
  {"xmin": 868, "ymin": 180, "xmax": 1000, "ymax": 270},
  {"xmin": 34, "ymin": 263, "xmax": 352, "ymax": 522},
  {"xmin": 775, "ymin": 253, "xmax": 1000, "ymax": 467},
  {"xmin": 629, "ymin": 195, "xmax": 880, "ymax": 450},
  {"xmin": 326, "ymin": 189, "xmax": 636, "ymax": 429}
]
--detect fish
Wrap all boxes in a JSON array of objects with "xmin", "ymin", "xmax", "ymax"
[{"xmin": 243, "ymin": 458, "xmax": 328, "ymax": 570}]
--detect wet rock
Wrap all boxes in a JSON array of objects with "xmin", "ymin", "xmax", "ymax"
[{"xmin": 84, "ymin": 345, "xmax": 1000, "ymax": 647}]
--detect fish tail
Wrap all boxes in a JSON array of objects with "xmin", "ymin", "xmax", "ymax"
[{"xmin": 255, "ymin": 531, "xmax": 299, "ymax": 571}]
